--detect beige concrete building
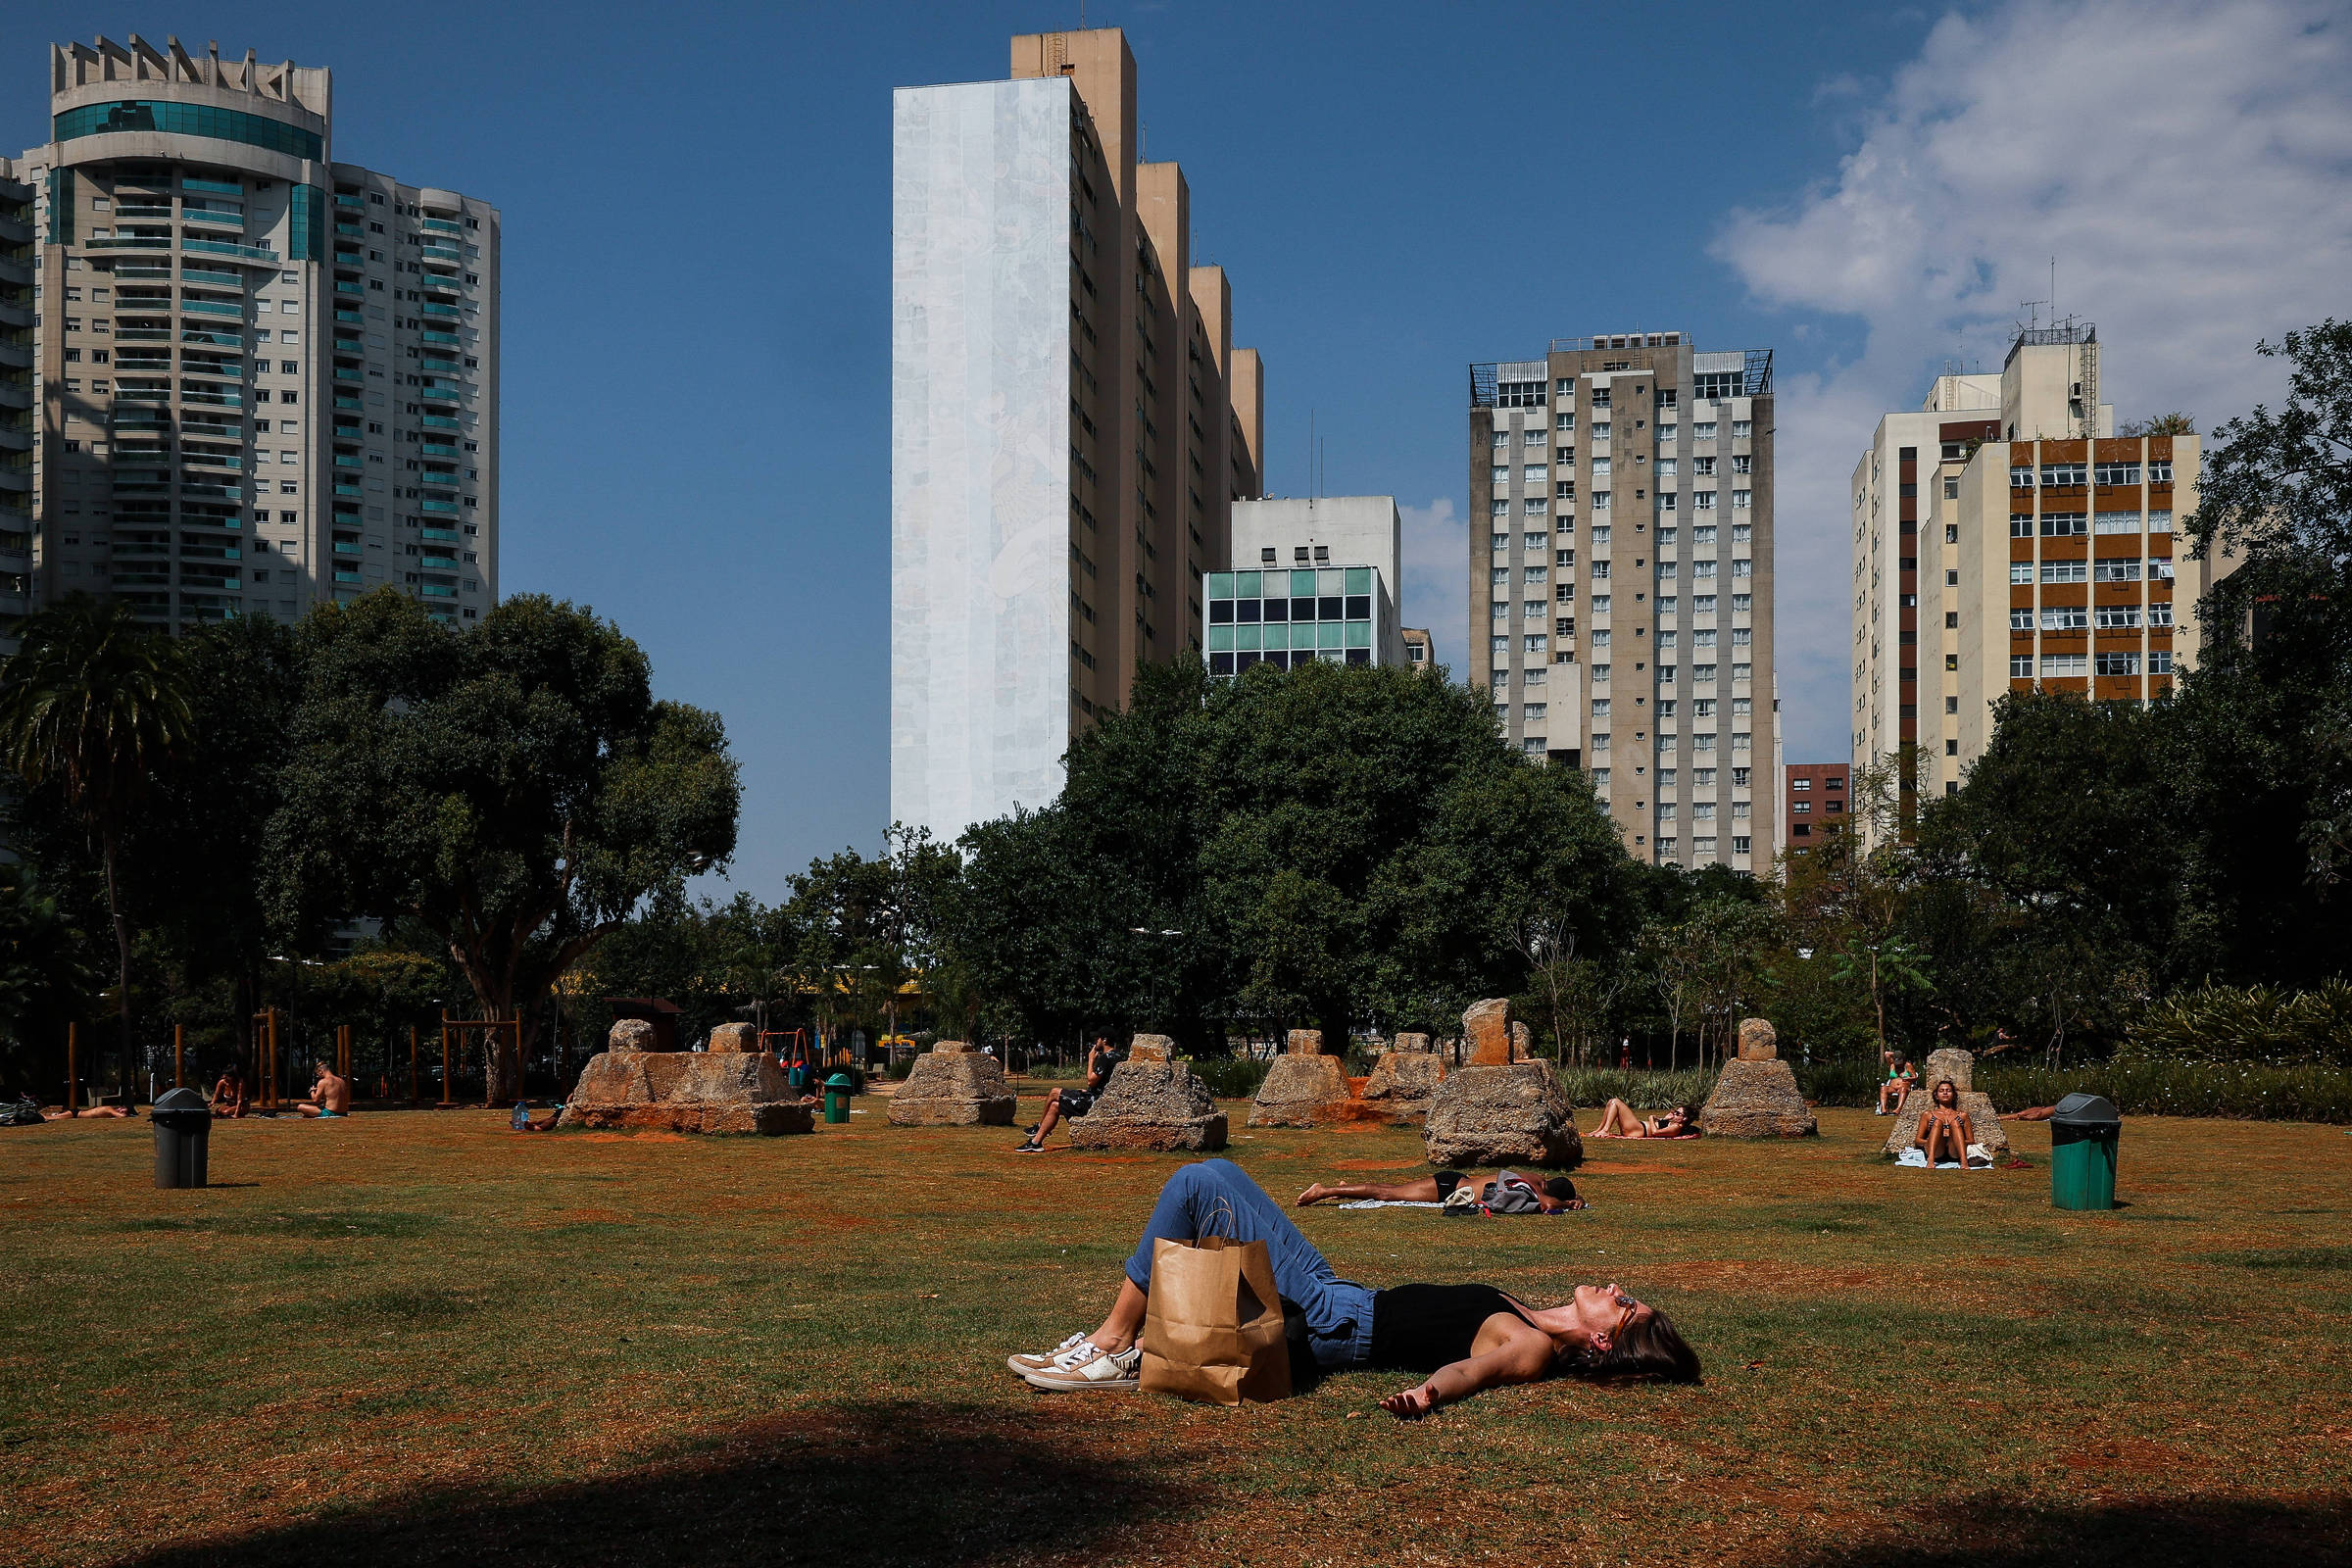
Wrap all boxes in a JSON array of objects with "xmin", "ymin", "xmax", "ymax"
[
  {"xmin": 1850, "ymin": 322, "xmax": 2210, "ymax": 835},
  {"xmin": 0, "ymin": 173, "xmax": 32, "ymax": 648},
  {"xmin": 1469, "ymin": 333, "xmax": 1782, "ymax": 872},
  {"xmin": 7, "ymin": 34, "xmax": 498, "ymax": 636},
  {"xmin": 892, "ymin": 27, "xmax": 1264, "ymax": 841}
]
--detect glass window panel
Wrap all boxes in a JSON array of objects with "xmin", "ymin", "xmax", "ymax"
[
  {"xmin": 1210, "ymin": 652, "xmax": 1236, "ymax": 675},
  {"xmin": 1207, "ymin": 572, "xmax": 1236, "ymax": 599},
  {"xmin": 1344, "ymin": 594, "xmax": 1370, "ymax": 618},
  {"xmin": 1291, "ymin": 596, "xmax": 1315, "ymax": 621},
  {"xmin": 1263, "ymin": 650, "xmax": 1290, "ymax": 669},
  {"xmin": 1236, "ymin": 571, "xmax": 1259, "ymax": 596},
  {"xmin": 1317, "ymin": 567, "xmax": 1346, "ymax": 595},
  {"xmin": 1291, "ymin": 569, "xmax": 1318, "ymax": 596},
  {"xmin": 1345, "ymin": 566, "xmax": 1371, "ymax": 595},
  {"xmin": 1208, "ymin": 600, "xmax": 1233, "ymax": 623},
  {"xmin": 1237, "ymin": 652, "xmax": 1261, "ymax": 670},
  {"xmin": 1237, "ymin": 625, "xmax": 1260, "ymax": 652},
  {"xmin": 1208, "ymin": 625, "xmax": 1235, "ymax": 652},
  {"xmin": 1263, "ymin": 598, "xmax": 1288, "ymax": 622},
  {"xmin": 1236, "ymin": 599, "xmax": 1260, "ymax": 623},
  {"xmin": 1345, "ymin": 619, "xmax": 1371, "ymax": 649},
  {"xmin": 1346, "ymin": 648, "xmax": 1371, "ymax": 666},
  {"xmin": 1318, "ymin": 621, "xmax": 1343, "ymax": 650},
  {"xmin": 1317, "ymin": 596, "xmax": 1343, "ymax": 620}
]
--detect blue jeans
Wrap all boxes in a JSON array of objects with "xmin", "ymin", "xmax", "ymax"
[{"xmin": 1123, "ymin": 1159, "xmax": 1377, "ymax": 1369}]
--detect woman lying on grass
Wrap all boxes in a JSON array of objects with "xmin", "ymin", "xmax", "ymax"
[
  {"xmin": 1586, "ymin": 1099, "xmax": 1699, "ymax": 1138},
  {"xmin": 1007, "ymin": 1159, "xmax": 1697, "ymax": 1415},
  {"xmin": 1295, "ymin": 1169, "xmax": 1585, "ymax": 1211}
]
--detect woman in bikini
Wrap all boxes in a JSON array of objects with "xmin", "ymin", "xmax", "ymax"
[
  {"xmin": 1586, "ymin": 1100, "xmax": 1697, "ymax": 1138},
  {"xmin": 1877, "ymin": 1054, "xmax": 1918, "ymax": 1115},
  {"xmin": 1295, "ymin": 1169, "xmax": 1585, "ymax": 1211},
  {"xmin": 1006, "ymin": 1159, "xmax": 1697, "ymax": 1411},
  {"xmin": 1913, "ymin": 1079, "xmax": 1978, "ymax": 1166}
]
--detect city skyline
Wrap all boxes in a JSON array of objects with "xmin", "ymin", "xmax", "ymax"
[{"xmin": 4, "ymin": 0, "xmax": 2345, "ymax": 897}]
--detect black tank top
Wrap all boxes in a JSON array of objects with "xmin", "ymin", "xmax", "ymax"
[{"xmin": 1368, "ymin": 1284, "xmax": 1537, "ymax": 1372}]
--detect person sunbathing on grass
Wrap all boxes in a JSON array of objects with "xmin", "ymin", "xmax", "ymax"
[
  {"xmin": 1005, "ymin": 1159, "xmax": 1697, "ymax": 1413},
  {"xmin": 1912, "ymin": 1080, "xmax": 1981, "ymax": 1167},
  {"xmin": 1295, "ymin": 1170, "xmax": 1586, "ymax": 1211},
  {"xmin": 1586, "ymin": 1100, "xmax": 1698, "ymax": 1139}
]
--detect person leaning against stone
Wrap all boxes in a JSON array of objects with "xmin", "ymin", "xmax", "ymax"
[{"xmin": 1015, "ymin": 1036, "xmax": 1118, "ymax": 1153}]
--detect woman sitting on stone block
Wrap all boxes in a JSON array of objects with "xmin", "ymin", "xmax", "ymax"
[
  {"xmin": 1006, "ymin": 1159, "xmax": 1696, "ymax": 1412},
  {"xmin": 1912, "ymin": 1080, "xmax": 1983, "ymax": 1167},
  {"xmin": 1585, "ymin": 1100, "xmax": 1698, "ymax": 1138},
  {"xmin": 1877, "ymin": 1053, "xmax": 1918, "ymax": 1115}
]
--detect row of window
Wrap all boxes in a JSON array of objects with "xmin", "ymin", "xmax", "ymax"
[
  {"xmin": 2011, "ymin": 461, "xmax": 2174, "ymax": 488},
  {"xmin": 2011, "ymin": 510, "xmax": 2175, "ymax": 537},
  {"xmin": 1651, "ymin": 838, "xmax": 1754, "ymax": 858},
  {"xmin": 1492, "ymin": 422, "xmax": 1752, "ymax": 449},
  {"xmin": 2015, "ymin": 605, "xmax": 2177, "ymax": 629},
  {"xmin": 2011, "ymin": 652, "xmax": 2176, "ymax": 677},
  {"xmin": 2009, "ymin": 558, "xmax": 2178, "ymax": 583}
]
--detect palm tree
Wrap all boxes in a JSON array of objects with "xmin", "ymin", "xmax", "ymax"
[{"xmin": 0, "ymin": 597, "xmax": 195, "ymax": 1101}]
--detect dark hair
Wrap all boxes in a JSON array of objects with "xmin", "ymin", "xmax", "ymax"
[
  {"xmin": 1543, "ymin": 1176, "xmax": 1578, "ymax": 1201},
  {"xmin": 1932, "ymin": 1079, "xmax": 1958, "ymax": 1102},
  {"xmin": 1560, "ymin": 1304, "xmax": 1702, "ymax": 1384},
  {"xmin": 1677, "ymin": 1104, "xmax": 1701, "ymax": 1125}
]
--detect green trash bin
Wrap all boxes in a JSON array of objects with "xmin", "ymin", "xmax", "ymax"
[
  {"xmin": 822, "ymin": 1072, "xmax": 855, "ymax": 1125},
  {"xmin": 2049, "ymin": 1092, "xmax": 2120, "ymax": 1210}
]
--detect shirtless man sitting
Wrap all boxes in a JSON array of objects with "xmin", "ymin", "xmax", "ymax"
[
  {"xmin": 293, "ymin": 1061, "xmax": 352, "ymax": 1119},
  {"xmin": 1297, "ymin": 1170, "xmax": 1585, "ymax": 1212}
]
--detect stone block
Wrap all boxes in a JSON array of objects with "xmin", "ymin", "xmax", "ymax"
[
  {"xmin": 1463, "ymin": 999, "xmax": 1514, "ymax": 1065},
  {"xmin": 1068, "ymin": 1059, "xmax": 1228, "ymax": 1152},
  {"xmin": 1286, "ymin": 1028, "xmax": 1324, "ymax": 1055},
  {"xmin": 887, "ymin": 1045, "xmax": 1017, "ymax": 1126},
  {"xmin": 1737, "ymin": 1018, "xmax": 1779, "ymax": 1061},
  {"xmin": 1248, "ymin": 1053, "xmax": 1351, "ymax": 1127},
  {"xmin": 560, "ymin": 1050, "xmax": 808, "ymax": 1135},
  {"xmin": 1919, "ymin": 1048, "xmax": 1975, "ymax": 1093},
  {"xmin": 706, "ymin": 1022, "xmax": 759, "ymax": 1054},
  {"xmin": 1393, "ymin": 1032, "xmax": 1433, "ymax": 1054},
  {"xmin": 1360, "ymin": 1049, "xmax": 1446, "ymax": 1126},
  {"xmin": 1128, "ymin": 1034, "xmax": 1175, "ymax": 1063},
  {"xmin": 608, "ymin": 1018, "xmax": 657, "ymax": 1054},
  {"xmin": 1884, "ymin": 1089, "xmax": 2008, "ymax": 1159},
  {"xmin": 1698, "ymin": 1057, "xmax": 1817, "ymax": 1138},
  {"xmin": 1423, "ymin": 1059, "xmax": 1582, "ymax": 1168},
  {"xmin": 1510, "ymin": 1021, "xmax": 1534, "ymax": 1061}
]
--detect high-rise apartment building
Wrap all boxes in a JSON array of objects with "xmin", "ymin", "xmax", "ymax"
[
  {"xmin": 1849, "ymin": 323, "xmax": 2216, "ymax": 833},
  {"xmin": 892, "ymin": 28, "xmax": 1264, "ymax": 844},
  {"xmin": 0, "ymin": 172, "xmax": 33, "ymax": 650},
  {"xmin": 1206, "ymin": 496, "xmax": 1406, "ymax": 674},
  {"xmin": 6, "ymin": 35, "xmax": 499, "ymax": 637},
  {"xmin": 1469, "ymin": 333, "xmax": 1781, "ymax": 871},
  {"xmin": 1784, "ymin": 760, "xmax": 1849, "ymax": 858}
]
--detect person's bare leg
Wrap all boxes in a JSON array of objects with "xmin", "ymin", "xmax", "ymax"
[
  {"xmin": 1299, "ymin": 1176, "xmax": 1443, "ymax": 1206},
  {"xmin": 1588, "ymin": 1099, "xmax": 1638, "ymax": 1137},
  {"xmin": 1084, "ymin": 1278, "xmax": 1149, "ymax": 1353},
  {"xmin": 1031, "ymin": 1092, "xmax": 1063, "ymax": 1143}
]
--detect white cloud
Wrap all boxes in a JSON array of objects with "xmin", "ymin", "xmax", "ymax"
[
  {"xmin": 1398, "ymin": 496, "xmax": 1467, "ymax": 676},
  {"xmin": 1716, "ymin": 0, "xmax": 2352, "ymax": 762}
]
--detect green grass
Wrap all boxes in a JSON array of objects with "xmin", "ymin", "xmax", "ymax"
[{"xmin": 4, "ymin": 1102, "xmax": 2350, "ymax": 1567}]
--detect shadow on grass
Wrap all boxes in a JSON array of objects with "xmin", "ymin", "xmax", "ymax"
[
  {"xmin": 1791, "ymin": 1494, "xmax": 2352, "ymax": 1568},
  {"xmin": 117, "ymin": 1398, "xmax": 1185, "ymax": 1568}
]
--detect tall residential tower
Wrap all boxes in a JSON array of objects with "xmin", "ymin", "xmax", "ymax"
[
  {"xmin": 8, "ymin": 34, "xmax": 498, "ymax": 635},
  {"xmin": 1469, "ymin": 333, "xmax": 1781, "ymax": 872},
  {"xmin": 892, "ymin": 27, "xmax": 1264, "ymax": 843}
]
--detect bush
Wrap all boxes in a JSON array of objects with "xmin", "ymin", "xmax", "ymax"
[
  {"xmin": 2127, "ymin": 982, "xmax": 2352, "ymax": 1067},
  {"xmin": 1184, "ymin": 1055, "xmax": 1272, "ymax": 1100},
  {"xmin": 1794, "ymin": 1059, "xmax": 1884, "ymax": 1107},
  {"xmin": 1979, "ymin": 1059, "xmax": 2352, "ymax": 1124},
  {"xmin": 1554, "ymin": 1067, "xmax": 1717, "ymax": 1111}
]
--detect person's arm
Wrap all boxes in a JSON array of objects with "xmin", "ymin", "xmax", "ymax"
[{"xmin": 1377, "ymin": 1335, "xmax": 1554, "ymax": 1420}]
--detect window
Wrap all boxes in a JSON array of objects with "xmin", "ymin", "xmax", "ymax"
[
  {"xmin": 1491, "ymin": 466, "xmax": 1508, "ymax": 484},
  {"xmin": 1733, "ymin": 454, "xmax": 1752, "ymax": 475},
  {"xmin": 2095, "ymin": 651, "xmax": 2141, "ymax": 676},
  {"xmin": 1732, "ymin": 490, "xmax": 1751, "ymax": 509},
  {"xmin": 1523, "ymin": 704, "xmax": 1546, "ymax": 721},
  {"xmin": 1591, "ymin": 422, "xmax": 1612, "ymax": 442},
  {"xmin": 2011, "ymin": 514, "xmax": 2034, "ymax": 537},
  {"xmin": 2041, "ymin": 606, "xmax": 2089, "ymax": 630},
  {"xmin": 1492, "ymin": 533, "xmax": 1509, "ymax": 553},
  {"xmin": 1943, "ymin": 477, "xmax": 1959, "ymax": 499},
  {"xmin": 2150, "ymin": 651, "xmax": 2176, "ymax": 674},
  {"xmin": 1555, "ymin": 413, "xmax": 1576, "ymax": 433},
  {"xmin": 1492, "ymin": 602, "xmax": 1511, "ymax": 622},
  {"xmin": 1523, "ymin": 530, "xmax": 1546, "ymax": 551},
  {"xmin": 1592, "ymin": 525, "xmax": 1612, "ymax": 545},
  {"xmin": 2094, "ymin": 511, "xmax": 2140, "ymax": 534},
  {"xmin": 1693, "ymin": 525, "xmax": 1718, "ymax": 547},
  {"xmin": 2093, "ymin": 461, "xmax": 2140, "ymax": 486},
  {"xmin": 1525, "ymin": 634, "xmax": 1546, "ymax": 654},
  {"xmin": 2147, "ymin": 510, "xmax": 2175, "ymax": 532},
  {"xmin": 2011, "ymin": 655, "xmax": 2034, "ymax": 678},
  {"xmin": 2040, "ymin": 463, "xmax": 2086, "ymax": 487},
  {"xmin": 1523, "ymin": 429, "xmax": 1545, "ymax": 448},
  {"xmin": 1591, "ymin": 561, "xmax": 1610, "ymax": 580},
  {"xmin": 1525, "ymin": 498, "xmax": 1548, "ymax": 516},
  {"xmin": 1522, "ymin": 565, "xmax": 1545, "ymax": 585},
  {"xmin": 1656, "ymin": 459, "xmax": 1678, "ymax": 477},
  {"xmin": 2010, "ymin": 609, "xmax": 2034, "ymax": 630},
  {"xmin": 1490, "ymin": 430, "xmax": 1510, "ymax": 449},
  {"xmin": 2041, "ymin": 513, "xmax": 2087, "ymax": 536},
  {"xmin": 2040, "ymin": 561, "xmax": 2087, "ymax": 583},
  {"xmin": 1592, "ymin": 388, "xmax": 1611, "ymax": 410},
  {"xmin": 2092, "ymin": 557, "xmax": 2142, "ymax": 582},
  {"xmin": 2147, "ymin": 460, "xmax": 2173, "ymax": 483},
  {"xmin": 1731, "ymin": 419, "xmax": 1751, "ymax": 439},
  {"xmin": 2040, "ymin": 653, "xmax": 2088, "ymax": 676},
  {"xmin": 2148, "ymin": 603, "xmax": 2175, "ymax": 627},
  {"xmin": 1491, "ymin": 500, "xmax": 1510, "ymax": 516},
  {"xmin": 1491, "ymin": 567, "xmax": 1510, "ymax": 587},
  {"xmin": 1493, "ymin": 703, "xmax": 1510, "ymax": 721},
  {"xmin": 1592, "ymin": 699, "xmax": 1611, "ymax": 716},
  {"xmin": 1732, "ymin": 594, "xmax": 1751, "ymax": 612},
  {"xmin": 1691, "ymin": 491, "xmax": 1715, "ymax": 511},
  {"xmin": 2011, "ymin": 466, "xmax": 2036, "ymax": 490},
  {"xmin": 1947, "ymin": 524, "xmax": 1960, "ymax": 544},
  {"xmin": 1592, "ymin": 458, "xmax": 1611, "ymax": 477},
  {"xmin": 2011, "ymin": 562, "xmax": 2034, "ymax": 584}
]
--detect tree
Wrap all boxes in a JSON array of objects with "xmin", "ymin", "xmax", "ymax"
[
  {"xmin": 0, "ymin": 865, "xmax": 97, "ymax": 1099},
  {"xmin": 1830, "ymin": 936, "xmax": 1934, "ymax": 1058},
  {"xmin": 265, "ymin": 592, "xmax": 739, "ymax": 1100},
  {"xmin": 0, "ymin": 596, "xmax": 195, "ymax": 1098}
]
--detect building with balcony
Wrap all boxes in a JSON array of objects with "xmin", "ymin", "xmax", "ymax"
[
  {"xmin": 8, "ymin": 34, "xmax": 497, "ymax": 633},
  {"xmin": 892, "ymin": 27, "xmax": 1264, "ymax": 842},
  {"xmin": 1848, "ymin": 322, "xmax": 2223, "ymax": 842},
  {"xmin": 0, "ymin": 171, "xmax": 33, "ymax": 650},
  {"xmin": 1469, "ymin": 333, "xmax": 1783, "ymax": 872}
]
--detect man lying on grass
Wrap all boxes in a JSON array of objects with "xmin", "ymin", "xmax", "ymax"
[
  {"xmin": 1007, "ymin": 1159, "xmax": 1696, "ymax": 1415},
  {"xmin": 1294, "ymin": 1169, "xmax": 1586, "ymax": 1212}
]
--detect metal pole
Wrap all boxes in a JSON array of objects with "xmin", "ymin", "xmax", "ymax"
[
  {"xmin": 438, "ymin": 1012, "xmax": 453, "ymax": 1106},
  {"xmin": 409, "ymin": 1025, "xmax": 418, "ymax": 1102},
  {"xmin": 174, "ymin": 1023, "xmax": 184, "ymax": 1090},
  {"xmin": 66, "ymin": 1022, "xmax": 77, "ymax": 1113}
]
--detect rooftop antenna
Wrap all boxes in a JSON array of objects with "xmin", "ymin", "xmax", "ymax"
[{"xmin": 1307, "ymin": 408, "xmax": 1315, "ymax": 505}]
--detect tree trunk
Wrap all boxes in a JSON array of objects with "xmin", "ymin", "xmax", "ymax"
[{"xmin": 101, "ymin": 828, "xmax": 133, "ymax": 1103}]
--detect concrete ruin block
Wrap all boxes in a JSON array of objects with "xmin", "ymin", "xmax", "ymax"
[
  {"xmin": 607, "ymin": 1018, "xmax": 657, "ymax": 1054},
  {"xmin": 706, "ymin": 1022, "xmax": 759, "ymax": 1054},
  {"xmin": 1360, "ymin": 1048, "xmax": 1446, "ymax": 1126},
  {"xmin": 1698, "ymin": 1057, "xmax": 1817, "ymax": 1138},
  {"xmin": 1393, "ymin": 1032, "xmax": 1433, "ymax": 1054},
  {"xmin": 1068, "ymin": 1058, "xmax": 1228, "ymax": 1152},
  {"xmin": 1510, "ymin": 1021, "xmax": 1534, "ymax": 1061},
  {"xmin": 1286, "ymin": 1028, "xmax": 1324, "ymax": 1055},
  {"xmin": 1128, "ymin": 1034, "xmax": 1176, "ymax": 1063},
  {"xmin": 887, "ymin": 1043, "xmax": 1017, "ymax": 1126},
  {"xmin": 560, "ymin": 1050, "xmax": 809, "ymax": 1135},
  {"xmin": 1737, "ymin": 1018, "xmax": 1779, "ymax": 1061},
  {"xmin": 1248, "ymin": 1053, "xmax": 1351, "ymax": 1127},
  {"xmin": 1463, "ymin": 999, "xmax": 1514, "ymax": 1065},
  {"xmin": 1918, "ymin": 1047, "xmax": 1976, "ymax": 1093},
  {"xmin": 1423, "ymin": 1059, "xmax": 1582, "ymax": 1168}
]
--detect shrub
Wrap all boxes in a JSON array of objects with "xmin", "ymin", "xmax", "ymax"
[
  {"xmin": 1184, "ymin": 1055, "xmax": 1272, "ymax": 1100},
  {"xmin": 2127, "ymin": 981, "xmax": 2352, "ymax": 1067},
  {"xmin": 1793, "ymin": 1059, "xmax": 1883, "ymax": 1106},
  {"xmin": 1978, "ymin": 1059, "xmax": 2352, "ymax": 1124},
  {"xmin": 1554, "ymin": 1067, "xmax": 1717, "ymax": 1111}
]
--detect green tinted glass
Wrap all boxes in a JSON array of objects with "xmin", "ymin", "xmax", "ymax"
[
  {"xmin": 1207, "ymin": 572, "xmax": 1235, "ymax": 599},
  {"xmin": 1346, "ymin": 620, "xmax": 1371, "ymax": 649},
  {"xmin": 1208, "ymin": 625, "xmax": 1234, "ymax": 652},
  {"xmin": 1237, "ymin": 625, "xmax": 1260, "ymax": 652},
  {"xmin": 55, "ymin": 100, "xmax": 323, "ymax": 161},
  {"xmin": 1319, "ymin": 622, "xmax": 1343, "ymax": 650},
  {"xmin": 1346, "ymin": 566, "xmax": 1371, "ymax": 595},
  {"xmin": 1237, "ymin": 570, "xmax": 1259, "ymax": 596},
  {"xmin": 1291, "ymin": 569, "xmax": 1317, "ymax": 595}
]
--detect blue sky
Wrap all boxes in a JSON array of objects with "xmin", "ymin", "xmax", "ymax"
[{"xmin": 18, "ymin": 1, "xmax": 2347, "ymax": 899}]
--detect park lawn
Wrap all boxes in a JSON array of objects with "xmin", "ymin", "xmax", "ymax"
[{"xmin": 3, "ymin": 1097, "xmax": 2350, "ymax": 1568}]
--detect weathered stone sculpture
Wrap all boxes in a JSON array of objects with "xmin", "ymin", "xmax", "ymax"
[
  {"xmin": 887, "ymin": 1041, "xmax": 1017, "ymax": 1126},
  {"xmin": 607, "ymin": 1018, "xmax": 657, "ymax": 1053},
  {"xmin": 1423, "ymin": 1000, "xmax": 1582, "ymax": 1167},
  {"xmin": 562, "ymin": 1043, "xmax": 812, "ymax": 1136},
  {"xmin": 1360, "ymin": 1034, "xmax": 1446, "ymax": 1126},
  {"xmin": 1248, "ymin": 1028, "xmax": 1350, "ymax": 1128},
  {"xmin": 1883, "ymin": 1048, "xmax": 2008, "ymax": 1157},
  {"xmin": 1069, "ymin": 1035, "xmax": 1228, "ymax": 1152},
  {"xmin": 1697, "ymin": 1018, "xmax": 1818, "ymax": 1138},
  {"xmin": 706, "ymin": 1022, "xmax": 759, "ymax": 1054}
]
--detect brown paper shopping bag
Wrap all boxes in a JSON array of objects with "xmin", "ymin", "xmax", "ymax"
[{"xmin": 1138, "ymin": 1235, "xmax": 1293, "ymax": 1405}]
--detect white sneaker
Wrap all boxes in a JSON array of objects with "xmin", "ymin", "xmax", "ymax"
[
  {"xmin": 1022, "ymin": 1344, "xmax": 1142, "ymax": 1392},
  {"xmin": 1005, "ymin": 1333, "xmax": 1091, "ymax": 1375}
]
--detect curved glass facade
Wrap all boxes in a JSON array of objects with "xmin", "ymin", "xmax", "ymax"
[{"xmin": 53, "ymin": 100, "xmax": 320, "ymax": 161}]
